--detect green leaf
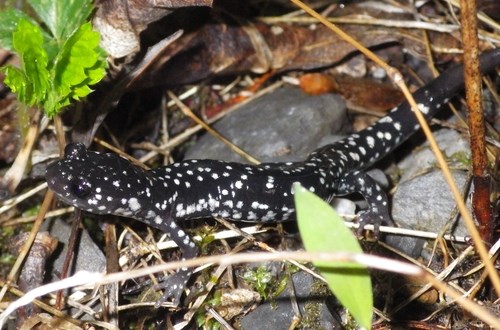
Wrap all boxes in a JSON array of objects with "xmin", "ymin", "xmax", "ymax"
[
  {"xmin": 44, "ymin": 22, "xmax": 106, "ymax": 117},
  {"xmin": 0, "ymin": 0, "xmax": 107, "ymax": 118},
  {"xmin": 55, "ymin": 23, "xmax": 100, "ymax": 92},
  {"xmin": 0, "ymin": 9, "xmax": 39, "ymax": 50},
  {"xmin": 3, "ymin": 66, "xmax": 30, "ymax": 102},
  {"xmin": 14, "ymin": 19, "xmax": 50, "ymax": 102},
  {"xmin": 3, "ymin": 19, "xmax": 50, "ymax": 106},
  {"xmin": 28, "ymin": 0, "xmax": 93, "ymax": 40},
  {"xmin": 294, "ymin": 184, "xmax": 373, "ymax": 329}
]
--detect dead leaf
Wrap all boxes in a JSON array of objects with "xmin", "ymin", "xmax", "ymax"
[
  {"xmin": 93, "ymin": 0, "xmax": 212, "ymax": 58},
  {"xmin": 132, "ymin": 17, "xmax": 400, "ymax": 88}
]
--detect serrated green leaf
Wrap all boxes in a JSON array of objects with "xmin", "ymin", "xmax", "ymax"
[
  {"xmin": 57, "ymin": 23, "xmax": 104, "ymax": 89},
  {"xmin": 42, "ymin": 89, "xmax": 68, "ymax": 117},
  {"xmin": 85, "ymin": 49, "xmax": 108, "ymax": 84},
  {"xmin": 5, "ymin": 19, "xmax": 50, "ymax": 106},
  {"xmin": 13, "ymin": 19, "xmax": 50, "ymax": 104},
  {"xmin": 294, "ymin": 184, "xmax": 373, "ymax": 329},
  {"xmin": 3, "ymin": 66, "xmax": 30, "ymax": 101},
  {"xmin": 1, "ymin": 0, "xmax": 106, "ymax": 118},
  {"xmin": 28, "ymin": 0, "xmax": 93, "ymax": 40},
  {"xmin": 0, "ymin": 9, "xmax": 41, "ymax": 50},
  {"xmin": 42, "ymin": 22, "xmax": 106, "ymax": 117}
]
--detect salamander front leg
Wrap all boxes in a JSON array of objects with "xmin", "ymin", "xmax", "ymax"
[
  {"xmin": 154, "ymin": 218, "xmax": 199, "ymax": 308},
  {"xmin": 337, "ymin": 170, "xmax": 392, "ymax": 236}
]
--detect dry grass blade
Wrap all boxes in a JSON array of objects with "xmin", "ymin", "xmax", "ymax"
[{"xmin": 167, "ymin": 90, "xmax": 261, "ymax": 165}]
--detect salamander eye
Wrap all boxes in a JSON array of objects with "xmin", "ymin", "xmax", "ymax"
[{"xmin": 70, "ymin": 179, "xmax": 92, "ymax": 198}]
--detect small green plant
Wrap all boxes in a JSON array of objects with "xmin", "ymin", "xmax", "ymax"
[
  {"xmin": 294, "ymin": 183, "xmax": 373, "ymax": 329},
  {"xmin": 242, "ymin": 265, "xmax": 274, "ymax": 300},
  {"xmin": 0, "ymin": 0, "xmax": 107, "ymax": 118},
  {"xmin": 193, "ymin": 225, "xmax": 217, "ymax": 255},
  {"xmin": 448, "ymin": 151, "xmax": 471, "ymax": 167},
  {"xmin": 195, "ymin": 290, "xmax": 222, "ymax": 330}
]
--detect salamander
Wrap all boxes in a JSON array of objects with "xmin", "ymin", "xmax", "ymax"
[{"xmin": 45, "ymin": 48, "xmax": 500, "ymax": 306}]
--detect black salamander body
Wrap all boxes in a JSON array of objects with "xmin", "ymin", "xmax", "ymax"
[{"xmin": 45, "ymin": 49, "xmax": 500, "ymax": 306}]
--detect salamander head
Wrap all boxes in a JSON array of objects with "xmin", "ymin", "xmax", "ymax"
[{"xmin": 46, "ymin": 143, "xmax": 154, "ymax": 216}]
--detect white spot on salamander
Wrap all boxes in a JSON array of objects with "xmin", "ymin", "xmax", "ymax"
[
  {"xmin": 417, "ymin": 103, "xmax": 430, "ymax": 114},
  {"xmin": 366, "ymin": 136, "xmax": 375, "ymax": 148},
  {"xmin": 128, "ymin": 198, "xmax": 141, "ymax": 211}
]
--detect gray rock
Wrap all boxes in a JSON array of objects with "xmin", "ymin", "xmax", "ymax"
[
  {"xmin": 387, "ymin": 129, "xmax": 471, "ymax": 257},
  {"xmin": 387, "ymin": 170, "xmax": 469, "ymax": 257},
  {"xmin": 40, "ymin": 218, "xmax": 106, "ymax": 320},
  {"xmin": 397, "ymin": 129, "xmax": 470, "ymax": 182},
  {"xmin": 392, "ymin": 170, "xmax": 468, "ymax": 235},
  {"xmin": 42, "ymin": 218, "xmax": 106, "ymax": 279},
  {"xmin": 184, "ymin": 87, "xmax": 349, "ymax": 162}
]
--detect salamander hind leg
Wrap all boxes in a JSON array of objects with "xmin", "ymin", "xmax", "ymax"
[
  {"xmin": 153, "ymin": 266, "xmax": 195, "ymax": 308},
  {"xmin": 337, "ymin": 171, "xmax": 392, "ymax": 236},
  {"xmin": 152, "ymin": 217, "xmax": 199, "ymax": 308}
]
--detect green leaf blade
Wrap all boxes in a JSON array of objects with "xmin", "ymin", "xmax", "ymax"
[
  {"xmin": 3, "ymin": 66, "xmax": 31, "ymax": 103},
  {"xmin": 44, "ymin": 22, "xmax": 106, "ymax": 117},
  {"xmin": 294, "ymin": 184, "xmax": 373, "ymax": 329},
  {"xmin": 1, "ymin": 0, "xmax": 107, "ymax": 118},
  {"xmin": 0, "ymin": 9, "xmax": 36, "ymax": 50},
  {"xmin": 4, "ymin": 18, "xmax": 50, "ymax": 106},
  {"xmin": 56, "ymin": 23, "xmax": 104, "ymax": 88},
  {"xmin": 28, "ymin": 0, "xmax": 93, "ymax": 40}
]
